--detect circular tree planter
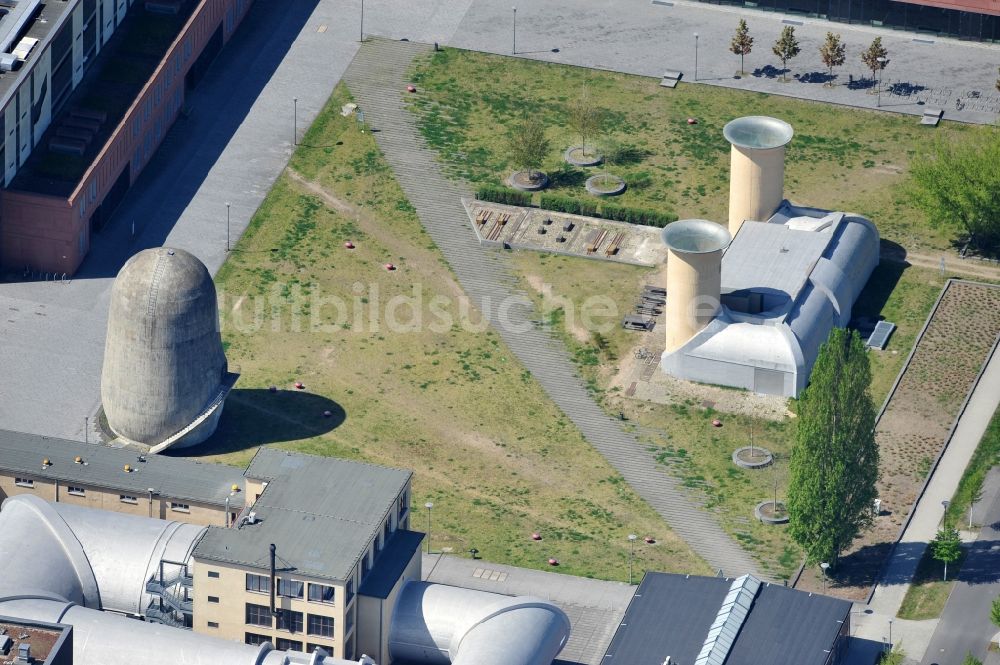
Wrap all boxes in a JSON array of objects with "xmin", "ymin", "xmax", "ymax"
[
  {"xmin": 586, "ymin": 174, "xmax": 626, "ymax": 196},
  {"xmin": 564, "ymin": 146, "xmax": 603, "ymax": 167},
  {"xmin": 507, "ymin": 170, "xmax": 549, "ymax": 191},
  {"xmin": 755, "ymin": 501, "xmax": 790, "ymax": 524},
  {"xmin": 732, "ymin": 446, "xmax": 774, "ymax": 469}
]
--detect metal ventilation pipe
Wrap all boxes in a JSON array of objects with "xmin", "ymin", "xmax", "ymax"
[
  {"xmin": 388, "ymin": 581, "xmax": 570, "ymax": 665},
  {"xmin": 723, "ymin": 116, "xmax": 794, "ymax": 236},
  {"xmin": 662, "ymin": 220, "xmax": 732, "ymax": 353},
  {"xmin": 0, "ymin": 495, "xmax": 362, "ymax": 665}
]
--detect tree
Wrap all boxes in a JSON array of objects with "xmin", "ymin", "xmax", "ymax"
[
  {"xmin": 787, "ymin": 327, "xmax": 879, "ymax": 566},
  {"xmin": 861, "ymin": 37, "xmax": 889, "ymax": 83},
  {"xmin": 989, "ymin": 594, "xmax": 1000, "ymax": 629},
  {"xmin": 908, "ymin": 132, "xmax": 1000, "ymax": 255},
  {"xmin": 931, "ymin": 527, "xmax": 962, "ymax": 581},
  {"xmin": 772, "ymin": 26, "xmax": 801, "ymax": 82},
  {"xmin": 507, "ymin": 116, "xmax": 551, "ymax": 183},
  {"xmin": 567, "ymin": 88, "xmax": 604, "ymax": 158},
  {"xmin": 818, "ymin": 32, "xmax": 846, "ymax": 85},
  {"xmin": 879, "ymin": 643, "xmax": 905, "ymax": 665},
  {"xmin": 730, "ymin": 19, "xmax": 754, "ymax": 75}
]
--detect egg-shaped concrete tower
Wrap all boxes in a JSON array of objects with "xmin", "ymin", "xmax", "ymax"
[{"xmin": 101, "ymin": 247, "xmax": 237, "ymax": 452}]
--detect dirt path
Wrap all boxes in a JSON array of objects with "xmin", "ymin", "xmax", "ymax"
[{"xmin": 883, "ymin": 245, "xmax": 1000, "ymax": 281}]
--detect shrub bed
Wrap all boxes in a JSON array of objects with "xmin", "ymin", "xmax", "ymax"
[{"xmin": 475, "ymin": 184, "xmax": 532, "ymax": 207}]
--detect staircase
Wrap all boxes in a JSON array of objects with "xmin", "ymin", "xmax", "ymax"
[{"xmin": 342, "ymin": 38, "xmax": 761, "ymax": 578}]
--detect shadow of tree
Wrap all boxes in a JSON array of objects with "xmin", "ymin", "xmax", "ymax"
[
  {"xmin": 847, "ymin": 76, "xmax": 876, "ymax": 91},
  {"xmin": 752, "ymin": 65, "xmax": 788, "ymax": 80},
  {"xmin": 548, "ymin": 164, "xmax": 587, "ymax": 188},
  {"xmin": 175, "ymin": 388, "xmax": 346, "ymax": 458},
  {"xmin": 609, "ymin": 144, "xmax": 651, "ymax": 167},
  {"xmin": 794, "ymin": 71, "xmax": 835, "ymax": 85},
  {"xmin": 888, "ymin": 81, "xmax": 927, "ymax": 96}
]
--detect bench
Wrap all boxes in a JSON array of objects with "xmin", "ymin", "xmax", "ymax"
[
  {"xmin": 49, "ymin": 137, "xmax": 86, "ymax": 156},
  {"xmin": 660, "ymin": 70, "xmax": 683, "ymax": 89},
  {"xmin": 920, "ymin": 108, "xmax": 943, "ymax": 126},
  {"xmin": 64, "ymin": 116, "xmax": 100, "ymax": 133},
  {"xmin": 57, "ymin": 126, "xmax": 93, "ymax": 143},
  {"xmin": 71, "ymin": 108, "xmax": 108, "ymax": 123}
]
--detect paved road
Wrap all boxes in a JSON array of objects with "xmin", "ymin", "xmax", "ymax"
[
  {"xmin": 448, "ymin": 0, "xmax": 1000, "ymax": 124},
  {"xmin": 343, "ymin": 37, "xmax": 762, "ymax": 578},
  {"xmin": 921, "ymin": 466, "xmax": 1000, "ymax": 665}
]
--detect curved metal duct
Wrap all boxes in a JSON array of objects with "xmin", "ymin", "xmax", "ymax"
[
  {"xmin": 388, "ymin": 581, "xmax": 570, "ymax": 665},
  {"xmin": 0, "ymin": 495, "xmax": 362, "ymax": 665}
]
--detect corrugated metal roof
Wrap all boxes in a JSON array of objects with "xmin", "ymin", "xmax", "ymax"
[
  {"xmin": 195, "ymin": 448, "xmax": 411, "ymax": 582},
  {"xmin": 0, "ymin": 430, "xmax": 243, "ymax": 507},
  {"xmin": 602, "ymin": 572, "xmax": 850, "ymax": 665}
]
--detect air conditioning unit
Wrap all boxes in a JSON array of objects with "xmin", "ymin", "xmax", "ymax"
[
  {"xmin": 0, "ymin": 54, "xmax": 18, "ymax": 72},
  {"xmin": 247, "ymin": 511, "xmax": 257, "ymax": 524}
]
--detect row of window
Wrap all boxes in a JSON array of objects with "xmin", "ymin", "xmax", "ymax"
[
  {"xmin": 10, "ymin": 478, "xmax": 189, "ymax": 511},
  {"xmin": 244, "ymin": 604, "xmax": 334, "ymax": 637},
  {"xmin": 245, "ymin": 574, "xmax": 336, "ymax": 604},
  {"xmin": 244, "ymin": 633, "xmax": 330, "ymax": 654}
]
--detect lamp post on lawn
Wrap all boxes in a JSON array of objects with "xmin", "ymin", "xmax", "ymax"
[
  {"xmin": 512, "ymin": 7, "xmax": 517, "ymax": 55},
  {"xmin": 293, "ymin": 97, "xmax": 298, "ymax": 146},
  {"xmin": 876, "ymin": 56, "xmax": 886, "ymax": 107},
  {"xmin": 941, "ymin": 499, "xmax": 950, "ymax": 528},
  {"xmin": 693, "ymin": 32, "xmax": 699, "ymax": 81},
  {"xmin": 889, "ymin": 618, "xmax": 893, "ymax": 649},
  {"xmin": 425, "ymin": 502, "xmax": 434, "ymax": 554},
  {"xmin": 226, "ymin": 202, "xmax": 231, "ymax": 252},
  {"xmin": 820, "ymin": 562, "xmax": 830, "ymax": 593},
  {"xmin": 628, "ymin": 534, "xmax": 638, "ymax": 584},
  {"xmin": 360, "ymin": 0, "xmax": 364, "ymax": 42}
]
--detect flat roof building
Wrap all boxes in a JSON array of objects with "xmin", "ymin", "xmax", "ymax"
[{"xmin": 603, "ymin": 572, "xmax": 852, "ymax": 665}]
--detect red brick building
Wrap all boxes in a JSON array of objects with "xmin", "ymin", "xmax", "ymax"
[{"xmin": 0, "ymin": 0, "xmax": 253, "ymax": 276}]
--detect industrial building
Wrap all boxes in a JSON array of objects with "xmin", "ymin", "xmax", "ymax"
[
  {"xmin": 0, "ymin": 436, "xmax": 571, "ymax": 665},
  {"xmin": 691, "ymin": 0, "xmax": 998, "ymax": 41},
  {"xmin": 0, "ymin": 0, "xmax": 254, "ymax": 276},
  {"xmin": 101, "ymin": 247, "xmax": 237, "ymax": 450},
  {"xmin": 660, "ymin": 117, "xmax": 879, "ymax": 397},
  {"xmin": 602, "ymin": 572, "xmax": 852, "ymax": 665}
]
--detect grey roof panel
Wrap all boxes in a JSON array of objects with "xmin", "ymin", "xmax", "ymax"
[
  {"xmin": 358, "ymin": 530, "xmax": 424, "ymax": 599},
  {"xmin": 602, "ymin": 573, "xmax": 851, "ymax": 665},
  {"xmin": 195, "ymin": 447, "xmax": 411, "ymax": 582},
  {"xmin": 0, "ymin": 430, "xmax": 243, "ymax": 507}
]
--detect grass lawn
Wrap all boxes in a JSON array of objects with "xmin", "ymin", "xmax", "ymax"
[
  {"xmin": 407, "ymin": 48, "xmax": 990, "ymax": 254},
  {"xmin": 897, "ymin": 545, "xmax": 963, "ymax": 620},
  {"xmin": 947, "ymin": 406, "xmax": 1000, "ymax": 529},
  {"xmin": 197, "ymin": 83, "xmax": 710, "ymax": 582}
]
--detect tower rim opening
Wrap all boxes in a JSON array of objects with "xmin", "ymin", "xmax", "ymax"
[
  {"xmin": 723, "ymin": 116, "xmax": 794, "ymax": 150},
  {"xmin": 661, "ymin": 219, "xmax": 732, "ymax": 255}
]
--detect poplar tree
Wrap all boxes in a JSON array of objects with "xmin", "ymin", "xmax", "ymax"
[
  {"xmin": 730, "ymin": 19, "xmax": 754, "ymax": 75},
  {"xmin": 788, "ymin": 327, "xmax": 879, "ymax": 566},
  {"xmin": 819, "ymin": 32, "xmax": 846, "ymax": 85},
  {"xmin": 772, "ymin": 26, "xmax": 801, "ymax": 82}
]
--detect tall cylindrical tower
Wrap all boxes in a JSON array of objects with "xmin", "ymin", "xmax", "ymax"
[
  {"xmin": 724, "ymin": 116, "xmax": 794, "ymax": 236},
  {"xmin": 662, "ymin": 220, "xmax": 732, "ymax": 353}
]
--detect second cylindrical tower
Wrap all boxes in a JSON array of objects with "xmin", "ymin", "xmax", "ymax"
[
  {"xmin": 724, "ymin": 116, "xmax": 794, "ymax": 236},
  {"xmin": 662, "ymin": 220, "xmax": 732, "ymax": 353}
]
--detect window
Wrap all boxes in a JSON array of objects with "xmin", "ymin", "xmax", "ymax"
[
  {"xmin": 307, "ymin": 614, "xmax": 334, "ymax": 638},
  {"xmin": 345, "ymin": 634, "xmax": 354, "ymax": 660},
  {"xmin": 398, "ymin": 492, "xmax": 409, "ymax": 521},
  {"xmin": 345, "ymin": 579, "xmax": 355, "ymax": 605},
  {"xmin": 208, "ymin": 596, "xmax": 219, "ymax": 604},
  {"xmin": 308, "ymin": 583, "xmax": 335, "ymax": 604},
  {"xmin": 361, "ymin": 554, "xmax": 371, "ymax": 581},
  {"xmin": 245, "ymin": 603, "xmax": 272, "ymax": 627},
  {"xmin": 14, "ymin": 478, "xmax": 33, "ymax": 488},
  {"xmin": 275, "ymin": 638, "xmax": 302, "ymax": 652},
  {"xmin": 208, "ymin": 571, "xmax": 220, "ymax": 579},
  {"xmin": 307, "ymin": 643, "xmax": 332, "ymax": 654},
  {"xmin": 345, "ymin": 607, "xmax": 354, "ymax": 634},
  {"xmin": 67, "ymin": 486, "xmax": 85, "ymax": 496},
  {"xmin": 120, "ymin": 495, "xmax": 137, "ymax": 504},
  {"xmin": 245, "ymin": 632, "xmax": 269, "ymax": 646},
  {"xmin": 384, "ymin": 519, "xmax": 392, "ymax": 542},
  {"xmin": 207, "ymin": 621, "xmax": 219, "ymax": 628},
  {"xmin": 277, "ymin": 578, "xmax": 304, "ymax": 599},
  {"xmin": 170, "ymin": 502, "xmax": 190, "ymax": 513},
  {"xmin": 246, "ymin": 574, "xmax": 270, "ymax": 594},
  {"xmin": 276, "ymin": 609, "xmax": 303, "ymax": 634}
]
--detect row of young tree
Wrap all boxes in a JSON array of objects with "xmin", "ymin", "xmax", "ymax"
[{"xmin": 730, "ymin": 19, "xmax": 889, "ymax": 83}]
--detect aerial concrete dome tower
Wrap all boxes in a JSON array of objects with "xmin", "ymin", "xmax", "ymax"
[{"xmin": 101, "ymin": 247, "xmax": 237, "ymax": 452}]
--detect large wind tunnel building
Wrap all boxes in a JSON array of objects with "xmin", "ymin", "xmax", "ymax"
[{"xmin": 660, "ymin": 117, "xmax": 880, "ymax": 397}]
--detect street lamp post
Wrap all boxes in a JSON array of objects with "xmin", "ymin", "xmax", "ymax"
[
  {"xmin": 820, "ymin": 562, "xmax": 830, "ymax": 592},
  {"xmin": 425, "ymin": 502, "xmax": 434, "ymax": 554},
  {"xmin": 941, "ymin": 499, "xmax": 950, "ymax": 528},
  {"xmin": 628, "ymin": 534, "xmax": 638, "ymax": 584},
  {"xmin": 512, "ymin": 7, "xmax": 517, "ymax": 55},
  {"xmin": 293, "ymin": 97, "xmax": 298, "ymax": 146},
  {"xmin": 226, "ymin": 202, "xmax": 231, "ymax": 252},
  {"xmin": 84, "ymin": 416, "xmax": 88, "ymax": 444},
  {"xmin": 693, "ymin": 33, "xmax": 699, "ymax": 81},
  {"xmin": 888, "ymin": 618, "xmax": 893, "ymax": 649},
  {"xmin": 876, "ymin": 56, "xmax": 886, "ymax": 107},
  {"xmin": 360, "ymin": 0, "xmax": 365, "ymax": 42}
]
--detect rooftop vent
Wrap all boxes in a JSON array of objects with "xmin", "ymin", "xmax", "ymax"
[
  {"xmin": 694, "ymin": 574, "xmax": 761, "ymax": 665},
  {"xmin": 17, "ymin": 642, "xmax": 29, "ymax": 664},
  {"xmin": 74, "ymin": 456, "xmax": 83, "ymax": 464},
  {"xmin": 247, "ymin": 511, "xmax": 257, "ymax": 524}
]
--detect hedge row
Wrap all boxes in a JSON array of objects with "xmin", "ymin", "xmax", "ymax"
[
  {"xmin": 475, "ymin": 184, "xmax": 532, "ymax": 207},
  {"xmin": 539, "ymin": 195, "xmax": 677, "ymax": 228},
  {"xmin": 599, "ymin": 203, "xmax": 677, "ymax": 228}
]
